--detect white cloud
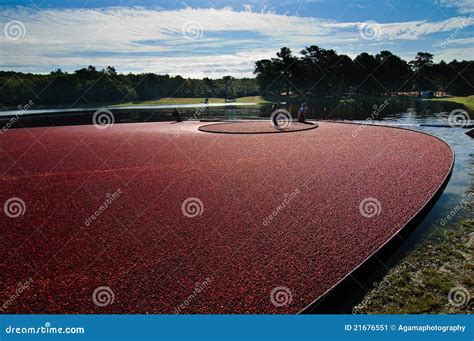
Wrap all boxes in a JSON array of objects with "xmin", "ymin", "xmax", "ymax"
[
  {"xmin": 438, "ymin": 0, "xmax": 474, "ymax": 14},
  {"xmin": 436, "ymin": 37, "xmax": 474, "ymax": 46},
  {"xmin": 435, "ymin": 46, "xmax": 474, "ymax": 61},
  {"xmin": 0, "ymin": 6, "xmax": 473, "ymax": 77},
  {"xmin": 330, "ymin": 16, "xmax": 474, "ymax": 40}
]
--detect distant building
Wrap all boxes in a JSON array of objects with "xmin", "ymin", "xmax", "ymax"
[{"xmin": 420, "ymin": 90, "xmax": 434, "ymax": 98}]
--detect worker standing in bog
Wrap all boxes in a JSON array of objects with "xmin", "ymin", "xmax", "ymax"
[
  {"xmin": 297, "ymin": 103, "xmax": 307, "ymax": 123},
  {"xmin": 172, "ymin": 108, "xmax": 182, "ymax": 122}
]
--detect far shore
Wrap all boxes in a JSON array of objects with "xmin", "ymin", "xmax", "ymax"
[
  {"xmin": 112, "ymin": 96, "xmax": 270, "ymax": 106},
  {"xmin": 428, "ymin": 95, "xmax": 474, "ymax": 111},
  {"xmin": 2, "ymin": 95, "xmax": 473, "ymax": 112}
]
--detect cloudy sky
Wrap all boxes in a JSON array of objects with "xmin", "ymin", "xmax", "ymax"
[{"xmin": 0, "ymin": 0, "xmax": 473, "ymax": 77}]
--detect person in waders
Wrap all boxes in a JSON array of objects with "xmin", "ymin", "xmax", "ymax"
[
  {"xmin": 297, "ymin": 103, "xmax": 307, "ymax": 123},
  {"xmin": 271, "ymin": 103, "xmax": 279, "ymax": 127},
  {"xmin": 172, "ymin": 108, "xmax": 182, "ymax": 122}
]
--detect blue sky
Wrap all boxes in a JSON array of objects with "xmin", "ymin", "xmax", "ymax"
[{"xmin": 1, "ymin": 0, "xmax": 473, "ymax": 77}]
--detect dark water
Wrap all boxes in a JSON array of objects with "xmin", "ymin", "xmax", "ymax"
[{"xmin": 171, "ymin": 96, "xmax": 464, "ymax": 122}]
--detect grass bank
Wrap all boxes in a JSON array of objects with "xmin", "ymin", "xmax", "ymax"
[
  {"xmin": 111, "ymin": 95, "xmax": 400, "ymax": 107},
  {"xmin": 354, "ymin": 156, "xmax": 473, "ymax": 314},
  {"xmin": 113, "ymin": 96, "xmax": 271, "ymax": 106},
  {"xmin": 430, "ymin": 96, "xmax": 474, "ymax": 112}
]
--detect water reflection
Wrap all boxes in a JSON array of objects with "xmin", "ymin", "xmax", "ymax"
[{"xmin": 174, "ymin": 97, "xmax": 466, "ymax": 123}]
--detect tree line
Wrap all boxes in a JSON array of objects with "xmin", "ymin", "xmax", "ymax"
[
  {"xmin": 1, "ymin": 47, "xmax": 472, "ymax": 108},
  {"xmin": 254, "ymin": 46, "xmax": 473, "ymax": 97},
  {"xmin": 0, "ymin": 66, "xmax": 259, "ymax": 107}
]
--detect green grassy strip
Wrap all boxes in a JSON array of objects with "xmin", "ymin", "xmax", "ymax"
[
  {"xmin": 354, "ymin": 157, "xmax": 473, "ymax": 314},
  {"xmin": 112, "ymin": 96, "xmax": 271, "ymax": 106},
  {"xmin": 430, "ymin": 96, "xmax": 474, "ymax": 112}
]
